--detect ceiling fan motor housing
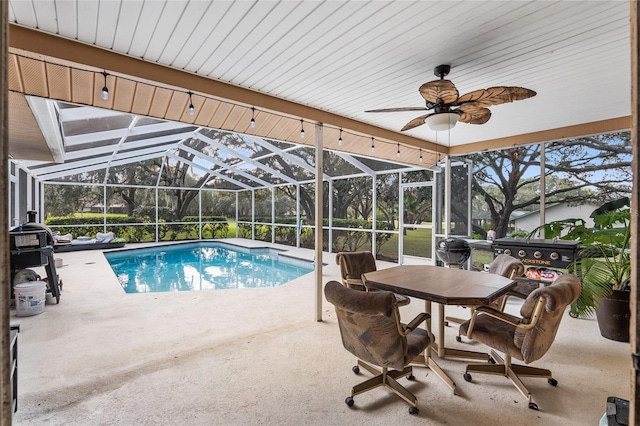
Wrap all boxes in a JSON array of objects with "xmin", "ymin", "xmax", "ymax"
[{"xmin": 434, "ymin": 64, "xmax": 451, "ymax": 79}]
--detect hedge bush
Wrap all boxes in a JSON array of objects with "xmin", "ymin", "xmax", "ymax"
[
  {"xmin": 45, "ymin": 215, "xmax": 229, "ymax": 243},
  {"xmin": 235, "ymin": 217, "xmax": 394, "ymax": 251}
]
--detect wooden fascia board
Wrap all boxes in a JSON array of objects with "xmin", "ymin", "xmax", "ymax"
[
  {"xmin": 450, "ymin": 116, "xmax": 631, "ymax": 155},
  {"xmin": 8, "ymin": 24, "xmax": 440, "ymax": 154}
]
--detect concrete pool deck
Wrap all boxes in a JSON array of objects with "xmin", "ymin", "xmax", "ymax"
[{"xmin": 12, "ymin": 239, "xmax": 630, "ymax": 425}]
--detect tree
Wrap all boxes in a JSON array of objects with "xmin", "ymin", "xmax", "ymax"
[
  {"xmin": 44, "ymin": 170, "xmax": 105, "ymax": 217},
  {"xmin": 376, "ymin": 173, "xmax": 399, "ymax": 228},
  {"xmin": 107, "ymin": 160, "xmax": 160, "ymax": 215},
  {"xmin": 466, "ymin": 132, "xmax": 631, "ymax": 238}
]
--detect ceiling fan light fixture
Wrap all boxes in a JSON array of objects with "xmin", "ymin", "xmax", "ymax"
[{"xmin": 426, "ymin": 112, "xmax": 459, "ymax": 131}]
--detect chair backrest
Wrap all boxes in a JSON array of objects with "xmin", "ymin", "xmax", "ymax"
[
  {"xmin": 514, "ymin": 274, "xmax": 581, "ymax": 363},
  {"xmin": 335, "ymin": 251, "xmax": 377, "ymax": 290},
  {"xmin": 324, "ymin": 280, "xmax": 408, "ymax": 370},
  {"xmin": 488, "ymin": 254, "xmax": 525, "ymax": 279}
]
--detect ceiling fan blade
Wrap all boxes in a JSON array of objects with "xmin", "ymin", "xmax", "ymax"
[
  {"xmin": 365, "ymin": 107, "xmax": 429, "ymax": 113},
  {"xmin": 419, "ymin": 79, "xmax": 459, "ymax": 104},
  {"xmin": 458, "ymin": 86, "xmax": 536, "ymax": 107},
  {"xmin": 401, "ymin": 113, "xmax": 431, "ymax": 131},
  {"xmin": 456, "ymin": 103, "xmax": 492, "ymax": 124}
]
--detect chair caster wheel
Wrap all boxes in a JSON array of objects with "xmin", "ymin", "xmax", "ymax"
[
  {"xmin": 463, "ymin": 373, "xmax": 472, "ymax": 382},
  {"xmin": 444, "ymin": 321, "xmax": 449, "ymax": 327},
  {"xmin": 345, "ymin": 397, "xmax": 354, "ymax": 407},
  {"xmin": 548, "ymin": 378, "xmax": 558, "ymax": 386},
  {"xmin": 488, "ymin": 356, "xmax": 496, "ymax": 364},
  {"xmin": 528, "ymin": 402, "xmax": 539, "ymax": 410},
  {"xmin": 352, "ymin": 366, "xmax": 360, "ymax": 374},
  {"xmin": 409, "ymin": 406, "xmax": 419, "ymax": 415},
  {"xmin": 455, "ymin": 335, "xmax": 462, "ymax": 343},
  {"xmin": 407, "ymin": 374, "xmax": 415, "ymax": 381}
]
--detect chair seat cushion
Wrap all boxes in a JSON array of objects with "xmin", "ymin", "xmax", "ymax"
[
  {"xmin": 405, "ymin": 328, "xmax": 431, "ymax": 364},
  {"xmin": 459, "ymin": 315, "xmax": 524, "ymax": 361}
]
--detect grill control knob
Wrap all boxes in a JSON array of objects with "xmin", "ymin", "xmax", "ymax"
[
  {"xmin": 518, "ymin": 250, "xmax": 526, "ymax": 257},
  {"xmin": 534, "ymin": 251, "xmax": 542, "ymax": 259},
  {"xmin": 504, "ymin": 249, "xmax": 511, "ymax": 256},
  {"xmin": 550, "ymin": 252, "xmax": 559, "ymax": 260}
]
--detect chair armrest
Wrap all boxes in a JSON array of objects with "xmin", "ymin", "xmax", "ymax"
[
  {"xmin": 405, "ymin": 312, "xmax": 430, "ymax": 332},
  {"xmin": 505, "ymin": 291, "xmax": 527, "ymax": 300},
  {"xmin": 344, "ymin": 278, "xmax": 366, "ymax": 290},
  {"xmin": 473, "ymin": 306, "xmax": 522, "ymax": 326},
  {"xmin": 465, "ymin": 306, "xmax": 521, "ymax": 338}
]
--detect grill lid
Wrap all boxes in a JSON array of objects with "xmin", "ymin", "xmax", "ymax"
[
  {"xmin": 492, "ymin": 237, "xmax": 580, "ymax": 250},
  {"xmin": 436, "ymin": 237, "xmax": 471, "ymax": 265}
]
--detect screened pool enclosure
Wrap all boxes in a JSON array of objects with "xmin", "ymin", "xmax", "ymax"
[{"xmin": 10, "ymin": 99, "xmax": 472, "ymax": 264}]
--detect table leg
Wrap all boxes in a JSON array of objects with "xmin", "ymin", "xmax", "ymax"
[
  {"xmin": 427, "ymin": 303, "xmax": 490, "ymax": 361},
  {"xmin": 410, "ymin": 300, "xmax": 457, "ymax": 393}
]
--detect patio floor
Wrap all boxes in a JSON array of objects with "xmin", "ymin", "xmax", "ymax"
[{"xmin": 11, "ymin": 239, "xmax": 630, "ymax": 425}]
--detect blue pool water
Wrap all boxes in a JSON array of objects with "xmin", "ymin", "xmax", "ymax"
[{"xmin": 104, "ymin": 242, "xmax": 314, "ymax": 294}]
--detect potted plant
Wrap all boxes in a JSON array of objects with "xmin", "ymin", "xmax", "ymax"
[{"xmin": 529, "ymin": 197, "xmax": 631, "ymax": 342}]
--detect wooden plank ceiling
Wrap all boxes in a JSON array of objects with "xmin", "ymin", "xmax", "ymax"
[{"xmin": 5, "ymin": 0, "xmax": 633, "ymax": 165}]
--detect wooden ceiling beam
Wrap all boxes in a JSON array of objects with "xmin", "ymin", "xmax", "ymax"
[{"xmin": 450, "ymin": 116, "xmax": 630, "ymax": 155}]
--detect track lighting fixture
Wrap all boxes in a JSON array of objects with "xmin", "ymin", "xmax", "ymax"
[
  {"xmin": 300, "ymin": 119, "xmax": 305, "ymax": 138},
  {"xmin": 397, "ymin": 143, "xmax": 400, "ymax": 158},
  {"xmin": 338, "ymin": 129, "xmax": 343, "ymax": 146},
  {"xmin": 187, "ymin": 91, "xmax": 195, "ymax": 116},
  {"xmin": 371, "ymin": 137, "xmax": 375, "ymax": 153},
  {"xmin": 419, "ymin": 148, "xmax": 423, "ymax": 162},
  {"xmin": 250, "ymin": 107, "xmax": 256, "ymax": 128},
  {"xmin": 101, "ymin": 71, "xmax": 109, "ymax": 101}
]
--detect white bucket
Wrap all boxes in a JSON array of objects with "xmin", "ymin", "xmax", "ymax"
[{"xmin": 14, "ymin": 281, "xmax": 46, "ymax": 317}]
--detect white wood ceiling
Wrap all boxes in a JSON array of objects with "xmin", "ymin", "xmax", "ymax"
[{"xmin": 7, "ymin": 0, "xmax": 632, "ymax": 152}]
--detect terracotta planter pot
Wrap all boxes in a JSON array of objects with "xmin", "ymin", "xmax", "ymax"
[{"xmin": 595, "ymin": 289, "xmax": 630, "ymax": 342}]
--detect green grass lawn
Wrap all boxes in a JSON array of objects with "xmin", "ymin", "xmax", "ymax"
[
  {"xmin": 379, "ymin": 227, "xmax": 433, "ymax": 260},
  {"xmin": 470, "ymin": 248, "xmax": 494, "ymax": 271}
]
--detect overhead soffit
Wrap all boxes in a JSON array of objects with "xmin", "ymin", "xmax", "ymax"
[{"xmin": 7, "ymin": 91, "xmax": 51, "ymax": 161}]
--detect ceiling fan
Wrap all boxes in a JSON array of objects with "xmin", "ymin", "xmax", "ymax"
[{"xmin": 365, "ymin": 64, "xmax": 536, "ymax": 131}]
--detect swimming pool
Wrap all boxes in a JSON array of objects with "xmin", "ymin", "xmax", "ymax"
[{"xmin": 104, "ymin": 242, "xmax": 314, "ymax": 294}]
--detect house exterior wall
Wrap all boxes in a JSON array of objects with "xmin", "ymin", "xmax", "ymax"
[{"xmin": 513, "ymin": 203, "xmax": 598, "ymax": 233}]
